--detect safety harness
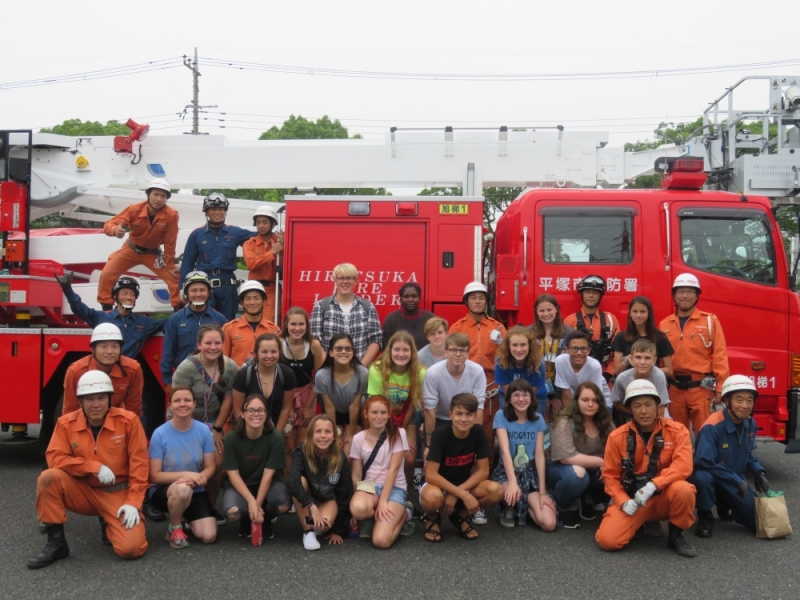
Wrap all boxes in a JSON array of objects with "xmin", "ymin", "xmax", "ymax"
[
  {"xmin": 574, "ymin": 310, "xmax": 613, "ymax": 363},
  {"xmin": 622, "ymin": 426, "xmax": 664, "ymax": 498}
]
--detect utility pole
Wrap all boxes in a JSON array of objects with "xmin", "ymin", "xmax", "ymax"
[{"xmin": 183, "ymin": 48, "xmax": 201, "ymax": 134}]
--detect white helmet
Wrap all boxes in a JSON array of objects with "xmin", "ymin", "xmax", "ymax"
[
  {"xmin": 672, "ymin": 273, "xmax": 701, "ymax": 292},
  {"xmin": 238, "ymin": 280, "xmax": 267, "ymax": 302},
  {"xmin": 146, "ymin": 178, "xmax": 172, "ymax": 199},
  {"xmin": 462, "ymin": 281, "xmax": 488, "ymax": 303},
  {"xmin": 623, "ymin": 379, "xmax": 661, "ymax": 406},
  {"xmin": 721, "ymin": 375, "xmax": 758, "ymax": 402},
  {"xmin": 90, "ymin": 323, "xmax": 123, "ymax": 345},
  {"xmin": 76, "ymin": 370, "xmax": 114, "ymax": 397},
  {"xmin": 253, "ymin": 205, "xmax": 280, "ymax": 226}
]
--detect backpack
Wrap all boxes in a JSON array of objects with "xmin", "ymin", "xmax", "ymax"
[{"xmin": 319, "ymin": 295, "xmax": 374, "ymax": 321}]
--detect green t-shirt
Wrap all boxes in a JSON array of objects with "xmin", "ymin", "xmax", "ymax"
[
  {"xmin": 367, "ymin": 364, "xmax": 427, "ymax": 413},
  {"xmin": 222, "ymin": 429, "xmax": 285, "ymax": 486}
]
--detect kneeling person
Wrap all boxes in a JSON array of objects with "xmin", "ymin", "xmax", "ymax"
[
  {"xmin": 29, "ymin": 371, "xmax": 149, "ymax": 569},
  {"xmin": 692, "ymin": 375, "xmax": 769, "ymax": 538},
  {"xmin": 223, "ymin": 394, "xmax": 290, "ymax": 541},
  {"xmin": 596, "ymin": 380, "xmax": 697, "ymax": 558},
  {"xmin": 148, "ymin": 387, "xmax": 218, "ymax": 549},
  {"xmin": 420, "ymin": 393, "xmax": 502, "ymax": 542}
]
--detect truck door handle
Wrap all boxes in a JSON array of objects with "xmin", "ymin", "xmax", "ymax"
[{"xmin": 442, "ymin": 252, "xmax": 454, "ymax": 268}]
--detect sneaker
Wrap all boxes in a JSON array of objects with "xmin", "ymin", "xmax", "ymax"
[
  {"xmin": 166, "ymin": 527, "xmax": 190, "ymax": 549},
  {"xmin": 579, "ymin": 498, "xmax": 597, "ymax": 521},
  {"xmin": 288, "ymin": 504, "xmax": 296, "ymax": 514},
  {"xmin": 471, "ymin": 510, "xmax": 487, "ymax": 525},
  {"xmin": 560, "ymin": 510, "xmax": 581, "ymax": 529},
  {"xmin": 404, "ymin": 501, "xmax": 414, "ymax": 524},
  {"xmin": 593, "ymin": 503, "xmax": 606, "ymax": 513},
  {"xmin": 500, "ymin": 505, "xmax": 516, "ymax": 528},
  {"xmin": 359, "ymin": 519, "xmax": 374, "ymax": 539},
  {"xmin": 303, "ymin": 531, "xmax": 321, "ymax": 551},
  {"xmin": 271, "ymin": 516, "xmax": 278, "ymax": 525},
  {"xmin": 412, "ymin": 471, "xmax": 424, "ymax": 490},
  {"xmin": 212, "ymin": 508, "xmax": 227, "ymax": 526},
  {"xmin": 262, "ymin": 525, "xmax": 275, "ymax": 540},
  {"xmin": 239, "ymin": 519, "xmax": 252, "ymax": 538},
  {"xmin": 400, "ymin": 520, "xmax": 415, "ymax": 536}
]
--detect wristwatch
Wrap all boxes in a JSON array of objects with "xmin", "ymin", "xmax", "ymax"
[{"xmin": 212, "ymin": 426, "xmax": 223, "ymax": 433}]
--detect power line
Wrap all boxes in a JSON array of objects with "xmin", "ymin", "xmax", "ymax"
[{"xmin": 0, "ymin": 58, "xmax": 183, "ymax": 90}]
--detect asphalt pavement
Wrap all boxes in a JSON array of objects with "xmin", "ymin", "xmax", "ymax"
[{"xmin": 1, "ymin": 427, "xmax": 798, "ymax": 600}]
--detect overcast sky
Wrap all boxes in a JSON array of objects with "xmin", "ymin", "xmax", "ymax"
[{"xmin": 1, "ymin": 0, "xmax": 797, "ymax": 149}]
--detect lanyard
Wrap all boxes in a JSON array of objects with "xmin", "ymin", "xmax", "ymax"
[
  {"xmin": 200, "ymin": 363, "xmax": 218, "ymax": 423},
  {"xmin": 256, "ymin": 365, "xmax": 277, "ymax": 414}
]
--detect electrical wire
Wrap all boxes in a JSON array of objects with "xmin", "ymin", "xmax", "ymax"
[{"xmin": 0, "ymin": 58, "xmax": 183, "ymax": 90}]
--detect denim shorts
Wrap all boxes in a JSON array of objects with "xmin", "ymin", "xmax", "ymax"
[{"xmin": 374, "ymin": 484, "xmax": 407, "ymax": 505}]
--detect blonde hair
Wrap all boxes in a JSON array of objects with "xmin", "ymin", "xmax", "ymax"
[
  {"xmin": 424, "ymin": 316, "xmax": 448, "ymax": 336},
  {"xmin": 374, "ymin": 331, "xmax": 423, "ymax": 410},
  {"xmin": 303, "ymin": 415, "xmax": 343, "ymax": 477},
  {"xmin": 333, "ymin": 263, "xmax": 358, "ymax": 279}
]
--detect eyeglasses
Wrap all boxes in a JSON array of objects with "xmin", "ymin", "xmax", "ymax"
[
  {"xmin": 447, "ymin": 348, "xmax": 469, "ymax": 355},
  {"xmin": 333, "ymin": 345, "xmax": 353, "ymax": 353},
  {"xmin": 568, "ymin": 346, "xmax": 590, "ymax": 353},
  {"xmin": 244, "ymin": 408, "xmax": 266, "ymax": 415},
  {"xmin": 335, "ymin": 276, "xmax": 356, "ymax": 282}
]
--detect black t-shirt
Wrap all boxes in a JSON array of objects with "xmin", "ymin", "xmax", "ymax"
[
  {"xmin": 233, "ymin": 363, "xmax": 297, "ymax": 424},
  {"xmin": 611, "ymin": 331, "xmax": 674, "ymax": 370},
  {"xmin": 427, "ymin": 424, "xmax": 491, "ymax": 486}
]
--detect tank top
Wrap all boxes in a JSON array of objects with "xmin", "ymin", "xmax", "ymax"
[{"xmin": 282, "ymin": 340, "xmax": 314, "ymax": 386}]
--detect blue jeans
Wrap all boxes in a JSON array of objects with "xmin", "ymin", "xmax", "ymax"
[
  {"xmin": 374, "ymin": 484, "xmax": 407, "ymax": 506},
  {"xmin": 545, "ymin": 461, "xmax": 607, "ymax": 511},
  {"xmin": 690, "ymin": 469, "xmax": 756, "ymax": 532}
]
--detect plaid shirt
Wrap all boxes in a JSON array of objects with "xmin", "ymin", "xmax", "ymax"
[{"xmin": 310, "ymin": 295, "xmax": 383, "ymax": 359}]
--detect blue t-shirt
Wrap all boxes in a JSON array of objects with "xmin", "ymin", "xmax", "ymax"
[
  {"xmin": 148, "ymin": 420, "xmax": 215, "ymax": 493},
  {"xmin": 493, "ymin": 410, "xmax": 548, "ymax": 470},
  {"xmin": 494, "ymin": 358, "xmax": 548, "ymax": 409}
]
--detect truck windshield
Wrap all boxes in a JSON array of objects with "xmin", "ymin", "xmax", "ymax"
[
  {"xmin": 543, "ymin": 213, "xmax": 633, "ymax": 264},
  {"xmin": 679, "ymin": 210, "xmax": 776, "ymax": 285}
]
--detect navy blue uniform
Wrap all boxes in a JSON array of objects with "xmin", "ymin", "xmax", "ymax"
[
  {"xmin": 691, "ymin": 408, "xmax": 764, "ymax": 531},
  {"xmin": 180, "ymin": 224, "xmax": 257, "ymax": 320},
  {"xmin": 161, "ymin": 306, "xmax": 227, "ymax": 384}
]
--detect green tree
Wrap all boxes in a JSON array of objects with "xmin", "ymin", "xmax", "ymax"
[{"xmin": 39, "ymin": 119, "xmax": 131, "ymax": 136}]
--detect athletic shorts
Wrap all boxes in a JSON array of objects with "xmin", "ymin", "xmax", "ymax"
[{"xmin": 149, "ymin": 485, "xmax": 215, "ymax": 523}]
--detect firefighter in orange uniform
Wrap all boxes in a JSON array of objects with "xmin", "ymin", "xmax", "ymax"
[
  {"xmin": 659, "ymin": 273, "xmax": 729, "ymax": 434},
  {"xmin": 62, "ymin": 323, "xmax": 143, "ymax": 417},
  {"xmin": 449, "ymin": 282, "xmax": 507, "ymax": 450},
  {"xmin": 222, "ymin": 281, "xmax": 281, "ymax": 367},
  {"xmin": 242, "ymin": 205, "xmax": 283, "ymax": 323},
  {"xmin": 97, "ymin": 178, "xmax": 180, "ymax": 310},
  {"xmin": 596, "ymin": 380, "xmax": 697, "ymax": 558},
  {"xmin": 28, "ymin": 371, "xmax": 149, "ymax": 569}
]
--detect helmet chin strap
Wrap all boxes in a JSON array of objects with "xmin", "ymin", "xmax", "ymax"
[
  {"xmin": 119, "ymin": 303, "xmax": 135, "ymax": 310},
  {"xmin": 191, "ymin": 300, "xmax": 207, "ymax": 308}
]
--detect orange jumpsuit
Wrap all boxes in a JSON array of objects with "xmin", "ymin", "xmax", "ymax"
[
  {"xmin": 37, "ymin": 407, "xmax": 149, "ymax": 559},
  {"xmin": 242, "ymin": 234, "xmax": 280, "ymax": 322},
  {"xmin": 63, "ymin": 355, "xmax": 143, "ymax": 416},
  {"xmin": 449, "ymin": 315, "xmax": 507, "ymax": 450},
  {"xmin": 98, "ymin": 201, "xmax": 180, "ymax": 307},
  {"xmin": 563, "ymin": 308, "xmax": 620, "ymax": 375},
  {"xmin": 222, "ymin": 314, "xmax": 281, "ymax": 367},
  {"xmin": 659, "ymin": 308, "xmax": 729, "ymax": 433},
  {"xmin": 596, "ymin": 418, "xmax": 695, "ymax": 550}
]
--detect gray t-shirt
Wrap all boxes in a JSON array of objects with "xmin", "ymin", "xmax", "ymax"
[
  {"xmin": 610, "ymin": 367, "xmax": 671, "ymax": 406},
  {"xmin": 554, "ymin": 354, "xmax": 612, "ymax": 408},
  {"xmin": 171, "ymin": 356, "xmax": 239, "ymax": 422},
  {"xmin": 314, "ymin": 364, "xmax": 369, "ymax": 414},
  {"xmin": 417, "ymin": 345, "xmax": 446, "ymax": 369},
  {"xmin": 423, "ymin": 360, "xmax": 486, "ymax": 421}
]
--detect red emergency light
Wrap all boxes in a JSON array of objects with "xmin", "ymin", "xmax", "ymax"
[
  {"xmin": 113, "ymin": 119, "xmax": 150, "ymax": 154},
  {"xmin": 657, "ymin": 156, "xmax": 707, "ymax": 190}
]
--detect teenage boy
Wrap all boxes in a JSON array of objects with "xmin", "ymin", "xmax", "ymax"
[
  {"xmin": 563, "ymin": 275, "xmax": 619, "ymax": 374},
  {"xmin": 222, "ymin": 281, "xmax": 281, "ymax": 367},
  {"xmin": 554, "ymin": 330, "xmax": 611, "ymax": 410},
  {"xmin": 420, "ymin": 393, "xmax": 503, "ymax": 542},
  {"xmin": 610, "ymin": 339, "xmax": 670, "ymax": 419}
]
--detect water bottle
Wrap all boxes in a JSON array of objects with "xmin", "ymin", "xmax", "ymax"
[
  {"xmin": 349, "ymin": 517, "xmax": 359, "ymax": 538},
  {"xmin": 251, "ymin": 522, "xmax": 263, "ymax": 547}
]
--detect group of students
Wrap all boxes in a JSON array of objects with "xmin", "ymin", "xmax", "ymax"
[{"xmin": 30, "ymin": 243, "xmax": 771, "ymax": 567}]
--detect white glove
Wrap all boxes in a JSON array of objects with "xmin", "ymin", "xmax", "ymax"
[
  {"xmin": 117, "ymin": 504, "xmax": 140, "ymax": 530},
  {"xmin": 621, "ymin": 499, "xmax": 639, "ymax": 516},
  {"xmin": 97, "ymin": 465, "xmax": 116, "ymax": 485},
  {"xmin": 634, "ymin": 482, "xmax": 658, "ymax": 507},
  {"xmin": 490, "ymin": 328, "xmax": 502, "ymax": 345}
]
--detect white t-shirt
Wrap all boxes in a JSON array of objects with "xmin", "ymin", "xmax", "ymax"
[
  {"xmin": 422, "ymin": 360, "xmax": 487, "ymax": 420},
  {"xmin": 554, "ymin": 354, "xmax": 612, "ymax": 408},
  {"xmin": 611, "ymin": 367, "xmax": 671, "ymax": 406},
  {"xmin": 338, "ymin": 300, "xmax": 354, "ymax": 318},
  {"xmin": 349, "ymin": 428, "xmax": 409, "ymax": 489}
]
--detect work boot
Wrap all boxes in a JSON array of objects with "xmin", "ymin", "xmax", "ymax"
[
  {"xmin": 27, "ymin": 524, "xmax": 70, "ymax": 569},
  {"xmin": 142, "ymin": 501, "xmax": 167, "ymax": 522},
  {"xmin": 99, "ymin": 517, "xmax": 111, "ymax": 546},
  {"xmin": 695, "ymin": 510, "xmax": 714, "ymax": 538},
  {"xmin": 667, "ymin": 523, "xmax": 697, "ymax": 558}
]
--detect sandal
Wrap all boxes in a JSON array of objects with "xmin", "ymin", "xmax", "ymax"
[
  {"xmin": 424, "ymin": 513, "xmax": 442, "ymax": 543},
  {"xmin": 449, "ymin": 513, "xmax": 478, "ymax": 541}
]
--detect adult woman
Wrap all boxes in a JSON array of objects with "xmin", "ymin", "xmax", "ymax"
[
  {"xmin": 349, "ymin": 396, "xmax": 414, "ymax": 548},
  {"xmin": 232, "ymin": 332, "xmax": 296, "ymax": 432},
  {"xmin": 546, "ymin": 381, "xmax": 614, "ymax": 528},
  {"xmin": 314, "ymin": 332, "xmax": 369, "ymax": 455},
  {"xmin": 171, "ymin": 324, "xmax": 238, "ymax": 519},
  {"xmin": 148, "ymin": 386, "xmax": 217, "ymax": 548},
  {"xmin": 281, "ymin": 307, "xmax": 326, "ymax": 465},
  {"xmin": 612, "ymin": 296, "xmax": 674, "ymax": 377},
  {"xmin": 367, "ymin": 331, "xmax": 426, "ymax": 485},
  {"xmin": 382, "ymin": 282, "xmax": 435, "ymax": 352},
  {"xmin": 287, "ymin": 414, "xmax": 353, "ymax": 551},
  {"xmin": 222, "ymin": 394, "xmax": 289, "ymax": 541},
  {"xmin": 530, "ymin": 294, "xmax": 573, "ymax": 417},
  {"xmin": 495, "ymin": 325, "xmax": 548, "ymax": 410},
  {"xmin": 417, "ymin": 317, "xmax": 448, "ymax": 368},
  {"xmin": 492, "ymin": 379, "xmax": 556, "ymax": 531}
]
